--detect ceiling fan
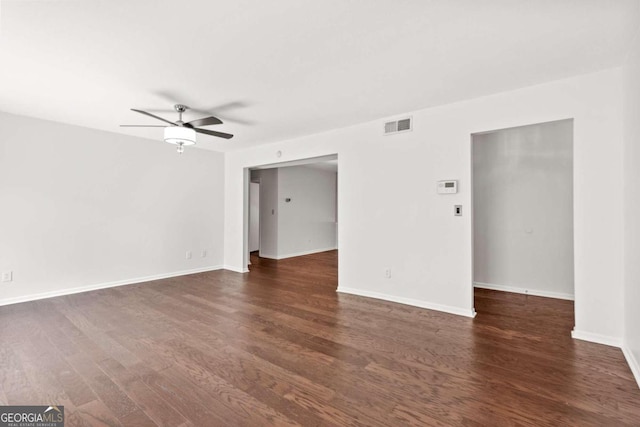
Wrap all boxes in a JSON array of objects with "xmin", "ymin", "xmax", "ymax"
[{"xmin": 121, "ymin": 104, "xmax": 233, "ymax": 154}]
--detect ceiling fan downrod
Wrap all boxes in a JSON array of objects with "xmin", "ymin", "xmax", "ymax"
[{"xmin": 174, "ymin": 104, "xmax": 188, "ymax": 125}]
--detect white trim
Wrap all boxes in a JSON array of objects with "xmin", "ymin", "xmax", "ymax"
[
  {"xmin": 622, "ymin": 345, "xmax": 640, "ymax": 389},
  {"xmin": 571, "ymin": 329, "xmax": 622, "ymax": 348},
  {"xmin": 257, "ymin": 247, "xmax": 337, "ymax": 260},
  {"xmin": 474, "ymin": 281, "xmax": 574, "ymax": 301},
  {"xmin": 337, "ymin": 286, "xmax": 476, "ymax": 318},
  {"xmin": 0, "ymin": 265, "xmax": 224, "ymax": 307},
  {"xmin": 257, "ymin": 252, "xmax": 278, "ymax": 260},
  {"xmin": 273, "ymin": 247, "xmax": 338, "ymax": 260},
  {"xmin": 223, "ymin": 265, "xmax": 249, "ymax": 273}
]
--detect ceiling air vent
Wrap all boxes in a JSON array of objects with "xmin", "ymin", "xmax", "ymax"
[{"xmin": 384, "ymin": 117, "xmax": 412, "ymax": 135}]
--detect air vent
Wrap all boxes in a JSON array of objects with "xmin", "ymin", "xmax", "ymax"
[{"xmin": 384, "ymin": 117, "xmax": 412, "ymax": 135}]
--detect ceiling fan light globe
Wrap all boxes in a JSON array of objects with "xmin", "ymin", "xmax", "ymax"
[{"xmin": 164, "ymin": 126, "xmax": 196, "ymax": 146}]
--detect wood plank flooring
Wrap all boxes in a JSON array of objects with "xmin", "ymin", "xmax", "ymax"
[{"xmin": 1, "ymin": 250, "xmax": 639, "ymax": 426}]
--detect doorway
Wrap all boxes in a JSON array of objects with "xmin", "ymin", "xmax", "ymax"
[
  {"xmin": 472, "ymin": 119, "xmax": 574, "ymax": 315},
  {"xmin": 248, "ymin": 181, "xmax": 260, "ymax": 259},
  {"xmin": 244, "ymin": 154, "xmax": 339, "ymax": 276}
]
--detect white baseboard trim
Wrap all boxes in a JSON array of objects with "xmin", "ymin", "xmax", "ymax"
[
  {"xmin": 257, "ymin": 252, "xmax": 277, "ymax": 260},
  {"xmin": 474, "ymin": 281, "xmax": 574, "ymax": 301},
  {"xmin": 571, "ymin": 329, "xmax": 622, "ymax": 348},
  {"xmin": 0, "ymin": 265, "xmax": 224, "ymax": 307},
  {"xmin": 337, "ymin": 286, "xmax": 476, "ymax": 318},
  {"xmin": 622, "ymin": 345, "xmax": 640, "ymax": 389},
  {"xmin": 223, "ymin": 265, "xmax": 249, "ymax": 273},
  {"xmin": 273, "ymin": 247, "xmax": 338, "ymax": 260}
]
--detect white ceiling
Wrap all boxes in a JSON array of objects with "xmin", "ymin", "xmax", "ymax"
[{"xmin": 0, "ymin": 0, "xmax": 638, "ymax": 152}]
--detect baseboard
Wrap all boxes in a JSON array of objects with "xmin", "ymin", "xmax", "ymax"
[
  {"xmin": 474, "ymin": 281, "xmax": 574, "ymax": 301},
  {"xmin": 223, "ymin": 265, "xmax": 249, "ymax": 273},
  {"xmin": 622, "ymin": 345, "xmax": 640, "ymax": 389},
  {"xmin": 273, "ymin": 247, "xmax": 338, "ymax": 260},
  {"xmin": 337, "ymin": 286, "xmax": 476, "ymax": 318},
  {"xmin": 257, "ymin": 252, "xmax": 277, "ymax": 260},
  {"xmin": 571, "ymin": 329, "xmax": 622, "ymax": 348},
  {"xmin": 0, "ymin": 265, "xmax": 224, "ymax": 307}
]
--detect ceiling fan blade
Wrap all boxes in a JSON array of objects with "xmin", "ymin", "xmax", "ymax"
[
  {"xmin": 194, "ymin": 127, "xmax": 234, "ymax": 139},
  {"xmin": 120, "ymin": 125, "xmax": 167, "ymax": 127},
  {"xmin": 130, "ymin": 109, "xmax": 176, "ymax": 126},
  {"xmin": 186, "ymin": 116, "xmax": 223, "ymax": 127}
]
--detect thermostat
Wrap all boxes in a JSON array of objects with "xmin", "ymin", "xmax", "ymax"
[{"xmin": 437, "ymin": 180, "xmax": 458, "ymax": 194}]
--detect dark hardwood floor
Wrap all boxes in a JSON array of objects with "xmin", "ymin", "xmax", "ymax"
[{"xmin": 1, "ymin": 250, "xmax": 639, "ymax": 426}]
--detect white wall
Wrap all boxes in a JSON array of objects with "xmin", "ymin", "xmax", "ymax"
[
  {"xmin": 622, "ymin": 22, "xmax": 640, "ymax": 384},
  {"xmin": 473, "ymin": 120, "xmax": 574, "ymax": 300},
  {"xmin": 225, "ymin": 68, "xmax": 624, "ymax": 336},
  {"xmin": 0, "ymin": 111, "xmax": 225, "ymax": 305},
  {"xmin": 277, "ymin": 165, "xmax": 337, "ymax": 258},
  {"xmin": 248, "ymin": 182, "xmax": 260, "ymax": 252}
]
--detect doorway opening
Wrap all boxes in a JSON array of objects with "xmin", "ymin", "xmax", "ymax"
[
  {"xmin": 471, "ymin": 119, "xmax": 574, "ymax": 328},
  {"xmin": 244, "ymin": 154, "xmax": 339, "ymax": 287},
  {"xmin": 248, "ymin": 180, "xmax": 260, "ymax": 259}
]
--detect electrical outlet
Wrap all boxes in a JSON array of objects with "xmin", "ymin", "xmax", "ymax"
[
  {"xmin": 186, "ymin": 251, "xmax": 192, "ymax": 260},
  {"xmin": 201, "ymin": 250, "xmax": 207, "ymax": 258},
  {"xmin": 384, "ymin": 268, "xmax": 392, "ymax": 279},
  {"xmin": 1, "ymin": 271, "xmax": 13, "ymax": 282}
]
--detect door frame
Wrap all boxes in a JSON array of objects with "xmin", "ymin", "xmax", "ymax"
[{"xmin": 243, "ymin": 153, "xmax": 339, "ymax": 271}]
